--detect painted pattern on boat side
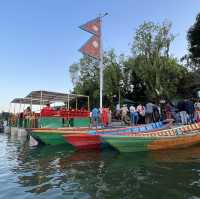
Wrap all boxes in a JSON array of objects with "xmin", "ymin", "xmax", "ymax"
[
  {"xmin": 32, "ymin": 132, "xmax": 74, "ymax": 146},
  {"xmin": 148, "ymin": 133, "xmax": 200, "ymax": 150},
  {"xmin": 102, "ymin": 132, "xmax": 200, "ymax": 152},
  {"xmin": 30, "ymin": 122, "xmax": 200, "ymax": 147},
  {"xmin": 64, "ymin": 134, "xmax": 102, "ymax": 150}
]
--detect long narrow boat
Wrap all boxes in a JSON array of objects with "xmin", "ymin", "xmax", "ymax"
[
  {"xmin": 29, "ymin": 129, "xmax": 89, "ymax": 145},
  {"xmin": 64, "ymin": 123, "xmax": 200, "ymax": 151},
  {"xmin": 29, "ymin": 120, "xmax": 173, "ymax": 145},
  {"xmin": 101, "ymin": 124, "xmax": 200, "ymax": 152}
]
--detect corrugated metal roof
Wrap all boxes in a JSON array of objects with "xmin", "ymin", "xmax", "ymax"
[{"xmin": 11, "ymin": 90, "xmax": 89, "ymax": 104}]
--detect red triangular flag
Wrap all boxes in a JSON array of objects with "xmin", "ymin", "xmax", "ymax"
[
  {"xmin": 79, "ymin": 35, "xmax": 100, "ymax": 60},
  {"xmin": 80, "ymin": 17, "xmax": 100, "ymax": 36}
]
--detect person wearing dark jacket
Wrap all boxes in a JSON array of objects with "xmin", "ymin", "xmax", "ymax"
[
  {"xmin": 177, "ymin": 100, "xmax": 187, "ymax": 124},
  {"xmin": 185, "ymin": 99, "xmax": 195, "ymax": 123}
]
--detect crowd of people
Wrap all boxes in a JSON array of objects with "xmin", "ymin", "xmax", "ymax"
[
  {"xmin": 90, "ymin": 99, "xmax": 200, "ymax": 127},
  {"xmin": 91, "ymin": 107, "xmax": 112, "ymax": 128},
  {"xmin": 117, "ymin": 102, "xmax": 160, "ymax": 125}
]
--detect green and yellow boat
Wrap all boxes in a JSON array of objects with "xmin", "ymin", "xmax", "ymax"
[
  {"xmin": 30, "ymin": 128, "xmax": 90, "ymax": 145},
  {"xmin": 101, "ymin": 123, "xmax": 200, "ymax": 152}
]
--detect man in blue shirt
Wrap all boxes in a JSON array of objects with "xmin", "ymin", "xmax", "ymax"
[{"xmin": 91, "ymin": 106, "xmax": 99, "ymax": 128}]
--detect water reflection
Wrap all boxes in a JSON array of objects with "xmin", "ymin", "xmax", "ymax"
[
  {"xmin": 150, "ymin": 145, "xmax": 200, "ymax": 163},
  {"xmin": 1, "ymin": 133, "xmax": 200, "ymax": 199}
]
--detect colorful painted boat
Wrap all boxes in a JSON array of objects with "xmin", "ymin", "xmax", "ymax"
[
  {"xmin": 29, "ymin": 128, "xmax": 89, "ymax": 145},
  {"xmin": 101, "ymin": 123, "xmax": 200, "ymax": 152},
  {"xmin": 63, "ymin": 120, "xmax": 173, "ymax": 150},
  {"xmin": 88, "ymin": 120, "xmax": 173, "ymax": 135},
  {"xmin": 64, "ymin": 133, "xmax": 102, "ymax": 150},
  {"xmin": 29, "ymin": 120, "xmax": 173, "ymax": 146}
]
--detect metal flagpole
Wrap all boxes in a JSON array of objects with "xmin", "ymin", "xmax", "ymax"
[
  {"xmin": 79, "ymin": 13, "xmax": 108, "ymax": 111},
  {"xmin": 99, "ymin": 15, "xmax": 103, "ymax": 111},
  {"xmin": 99, "ymin": 13, "xmax": 108, "ymax": 111}
]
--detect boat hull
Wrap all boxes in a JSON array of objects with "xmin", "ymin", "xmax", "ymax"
[
  {"xmin": 64, "ymin": 134, "xmax": 102, "ymax": 150},
  {"xmin": 102, "ymin": 133, "xmax": 200, "ymax": 152},
  {"xmin": 29, "ymin": 128, "xmax": 88, "ymax": 145},
  {"xmin": 31, "ymin": 131, "xmax": 77, "ymax": 146}
]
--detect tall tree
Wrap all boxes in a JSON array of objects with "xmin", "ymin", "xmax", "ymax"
[
  {"xmin": 69, "ymin": 50, "xmax": 125, "ymax": 107},
  {"xmin": 69, "ymin": 55, "xmax": 99, "ymax": 106},
  {"xmin": 131, "ymin": 21, "xmax": 184, "ymax": 102},
  {"xmin": 187, "ymin": 13, "xmax": 200, "ymax": 70}
]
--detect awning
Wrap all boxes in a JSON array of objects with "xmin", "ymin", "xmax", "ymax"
[
  {"xmin": 26, "ymin": 90, "xmax": 88, "ymax": 102},
  {"xmin": 11, "ymin": 98, "xmax": 49, "ymax": 105},
  {"xmin": 11, "ymin": 91, "xmax": 89, "ymax": 106}
]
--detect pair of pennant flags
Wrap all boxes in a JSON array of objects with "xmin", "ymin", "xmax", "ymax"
[{"xmin": 79, "ymin": 17, "xmax": 101, "ymax": 60}]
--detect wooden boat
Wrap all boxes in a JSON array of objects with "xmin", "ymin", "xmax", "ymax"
[
  {"xmin": 64, "ymin": 133, "xmax": 102, "ymax": 150},
  {"xmin": 101, "ymin": 123, "xmax": 200, "ymax": 152},
  {"xmin": 88, "ymin": 119, "xmax": 173, "ymax": 135},
  {"xmin": 29, "ymin": 120, "xmax": 173, "ymax": 146},
  {"xmin": 29, "ymin": 128, "xmax": 89, "ymax": 145},
  {"xmin": 63, "ymin": 120, "xmax": 173, "ymax": 150}
]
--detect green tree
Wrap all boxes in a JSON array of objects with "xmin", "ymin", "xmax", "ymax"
[
  {"xmin": 70, "ymin": 20, "xmax": 193, "ymax": 107},
  {"xmin": 69, "ymin": 55, "xmax": 99, "ymax": 106},
  {"xmin": 121, "ymin": 58, "xmax": 147, "ymax": 103},
  {"xmin": 187, "ymin": 13, "xmax": 200, "ymax": 70},
  {"xmin": 131, "ymin": 21, "xmax": 184, "ymax": 102},
  {"xmin": 69, "ymin": 50, "xmax": 125, "ymax": 108}
]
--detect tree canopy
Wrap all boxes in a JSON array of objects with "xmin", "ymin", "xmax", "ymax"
[
  {"xmin": 69, "ymin": 20, "xmax": 199, "ymax": 109},
  {"xmin": 187, "ymin": 13, "xmax": 200, "ymax": 69}
]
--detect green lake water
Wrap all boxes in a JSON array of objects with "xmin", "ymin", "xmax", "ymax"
[{"xmin": 1, "ymin": 133, "xmax": 200, "ymax": 199}]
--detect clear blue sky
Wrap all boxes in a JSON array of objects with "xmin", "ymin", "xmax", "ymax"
[{"xmin": 1, "ymin": 0, "xmax": 200, "ymax": 111}]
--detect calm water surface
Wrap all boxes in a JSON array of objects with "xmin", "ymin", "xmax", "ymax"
[{"xmin": 1, "ymin": 133, "xmax": 200, "ymax": 199}]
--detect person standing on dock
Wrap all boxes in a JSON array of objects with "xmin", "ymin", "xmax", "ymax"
[
  {"xmin": 129, "ymin": 105, "xmax": 138, "ymax": 125},
  {"xmin": 185, "ymin": 99, "xmax": 195, "ymax": 124},
  {"xmin": 137, "ymin": 104, "xmax": 145, "ymax": 124},
  {"xmin": 145, "ymin": 102, "xmax": 154, "ymax": 123},
  {"xmin": 121, "ymin": 104, "xmax": 129, "ymax": 125},
  {"xmin": 102, "ymin": 107, "xmax": 109, "ymax": 127},
  {"xmin": 91, "ymin": 106, "xmax": 99, "ymax": 128}
]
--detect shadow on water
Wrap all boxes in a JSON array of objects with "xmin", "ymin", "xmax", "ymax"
[{"xmin": 5, "ymin": 134, "xmax": 200, "ymax": 199}]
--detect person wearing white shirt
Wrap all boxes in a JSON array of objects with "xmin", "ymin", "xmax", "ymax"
[{"xmin": 129, "ymin": 105, "xmax": 138, "ymax": 125}]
